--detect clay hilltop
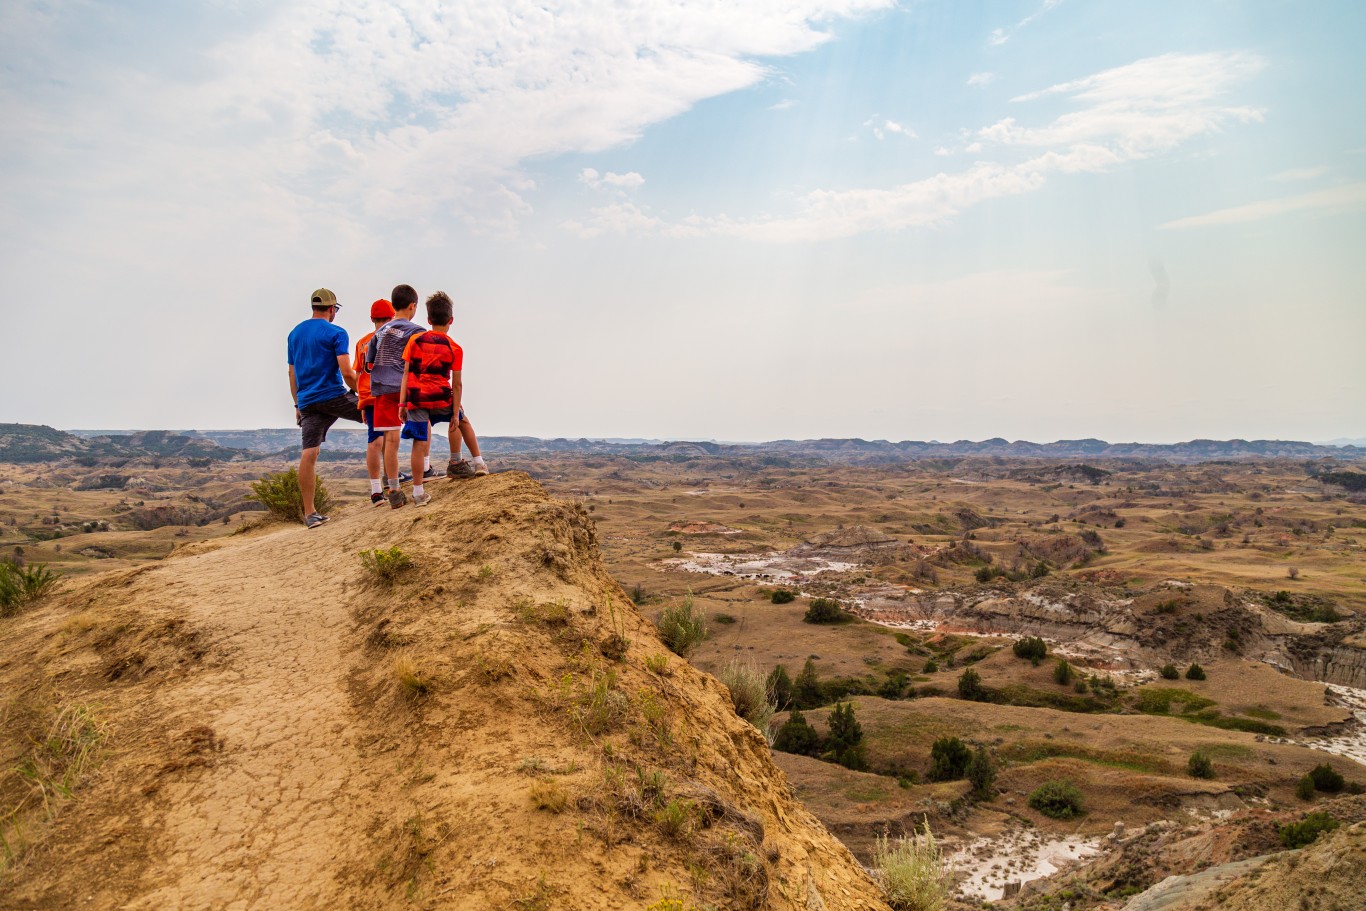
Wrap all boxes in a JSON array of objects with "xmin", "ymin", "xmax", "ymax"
[
  {"xmin": 787, "ymin": 526, "xmax": 917, "ymax": 566},
  {"xmin": 0, "ymin": 473, "xmax": 890, "ymax": 911}
]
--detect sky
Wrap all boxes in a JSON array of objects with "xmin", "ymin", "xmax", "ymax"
[{"xmin": 1, "ymin": 0, "xmax": 1363, "ymax": 443}]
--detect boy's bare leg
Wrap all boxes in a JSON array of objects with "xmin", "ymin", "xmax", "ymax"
[
  {"xmin": 383, "ymin": 430, "xmax": 401, "ymax": 486},
  {"xmin": 366, "ymin": 435, "xmax": 383, "ymax": 481},
  {"xmin": 448, "ymin": 423, "xmax": 462, "ymax": 461},
  {"xmin": 459, "ymin": 416, "xmax": 481, "ymax": 458},
  {"xmin": 411, "ymin": 438, "xmax": 428, "ymax": 485}
]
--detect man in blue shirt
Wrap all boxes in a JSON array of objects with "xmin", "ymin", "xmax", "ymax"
[{"xmin": 287, "ymin": 288, "xmax": 361, "ymax": 529}]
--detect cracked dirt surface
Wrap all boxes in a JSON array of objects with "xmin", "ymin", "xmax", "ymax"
[{"xmin": 2, "ymin": 471, "xmax": 891, "ymax": 911}]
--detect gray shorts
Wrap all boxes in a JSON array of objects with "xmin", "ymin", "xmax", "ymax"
[
  {"xmin": 407, "ymin": 407, "xmax": 467, "ymax": 426},
  {"xmin": 300, "ymin": 392, "xmax": 362, "ymax": 449}
]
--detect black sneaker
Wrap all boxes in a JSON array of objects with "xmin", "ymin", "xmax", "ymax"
[
  {"xmin": 388, "ymin": 489, "xmax": 407, "ymax": 509},
  {"xmin": 305, "ymin": 512, "xmax": 329, "ymax": 529},
  {"xmin": 370, "ymin": 492, "xmax": 386, "ymax": 508},
  {"xmin": 397, "ymin": 471, "xmax": 413, "ymax": 484},
  {"xmin": 447, "ymin": 459, "xmax": 476, "ymax": 480},
  {"xmin": 422, "ymin": 466, "xmax": 440, "ymax": 483}
]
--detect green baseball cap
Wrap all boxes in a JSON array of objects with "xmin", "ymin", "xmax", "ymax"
[{"xmin": 310, "ymin": 288, "xmax": 338, "ymax": 307}]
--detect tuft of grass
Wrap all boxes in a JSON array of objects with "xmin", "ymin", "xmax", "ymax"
[
  {"xmin": 248, "ymin": 466, "xmax": 333, "ymax": 520},
  {"xmin": 393, "ymin": 653, "xmax": 431, "ymax": 698},
  {"xmin": 656, "ymin": 593, "xmax": 708, "ymax": 657},
  {"xmin": 478, "ymin": 563, "xmax": 496, "ymax": 580},
  {"xmin": 645, "ymin": 653, "xmax": 671, "ymax": 675},
  {"xmin": 874, "ymin": 822, "xmax": 952, "ymax": 911},
  {"xmin": 653, "ymin": 798, "xmax": 696, "ymax": 841},
  {"xmin": 517, "ymin": 598, "xmax": 570, "ymax": 625},
  {"xmin": 359, "ymin": 546, "xmax": 411, "ymax": 585},
  {"xmin": 716, "ymin": 658, "xmax": 777, "ymax": 739},
  {"xmin": 0, "ymin": 561, "xmax": 61, "ymax": 617},
  {"xmin": 3, "ymin": 703, "xmax": 106, "ymax": 868},
  {"xmin": 528, "ymin": 779, "xmax": 569, "ymax": 813}
]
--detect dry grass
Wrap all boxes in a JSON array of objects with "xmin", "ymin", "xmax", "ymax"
[
  {"xmin": 392, "ymin": 654, "xmax": 431, "ymax": 698},
  {"xmin": 873, "ymin": 822, "xmax": 952, "ymax": 911}
]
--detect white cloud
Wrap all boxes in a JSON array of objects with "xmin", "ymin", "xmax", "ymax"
[
  {"xmin": 1268, "ymin": 166, "xmax": 1329, "ymax": 182},
  {"xmin": 580, "ymin": 168, "xmax": 646, "ymax": 191},
  {"xmin": 967, "ymin": 72, "xmax": 995, "ymax": 87},
  {"xmin": 934, "ymin": 146, "xmax": 952, "ymax": 156},
  {"xmin": 587, "ymin": 51, "xmax": 1266, "ymax": 243},
  {"xmin": 769, "ymin": 98, "xmax": 797, "ymax": 111},
  {"xmin": 865, "ymin": 117, "xmax": 916, "ymax": 140},
  {"xmin": 989, "ymin": 0, "xmax": 1065, "ymax": 46},
  {"xmin": 1158, "ymin": 182, "xmax": 1366, "ymax": 230},
  {"xmin": 988, "ymin": 28, "xmax": 1008, "ymax": 46}
]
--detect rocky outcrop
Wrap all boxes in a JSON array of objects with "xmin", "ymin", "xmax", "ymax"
[{"xmin": 788, "ymin": 526, "xmax": 915, "ymax": 565}]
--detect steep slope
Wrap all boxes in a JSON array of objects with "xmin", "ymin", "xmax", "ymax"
[{"xmin": 0, "ymin": 472, "xmax": 889, "ymax": 911}]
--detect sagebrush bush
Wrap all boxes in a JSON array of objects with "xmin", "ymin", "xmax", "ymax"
[
  {"xmin": 359, "ymin": 546, "xmax": 411, "ymax": 584},
  {"xmin": 1028, "ymin": 779, "xmax": 1085, "ymax": 819},
  {"xmin": 248, "ymin": 467, "xmax": 333, "ymax": 520},
  {"xmin": 717, "ymin": 658, "xmax": 776, "ymax": 738},
  {"xmin": 874, "ymin": 822, "xmax": 952, "ymax": 911},
  {"xmin": 656, "ymin": 594, "xmax": 708, "ymax": 657},
  {"xmin": 1279, "ymin": 812, "xmax": 1340, "ymax": 848},
  {"xmin": 0, "ymin": 561, "xmax": 60, "ymax": 617},
  {"xmin": 1187, "ymin": 751, "xmax": 1215, "ymax": 779},
  {"xmin": 770, "ymin": 589, "xmax": 796, "ymax": 604},
  {"xmin": 803, "ymin": 597, "xmax": 848, "ymax": 624}
]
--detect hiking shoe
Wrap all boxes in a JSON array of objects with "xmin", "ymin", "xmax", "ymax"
[
  {"xmin": 388, "ymin": 489, "xmax": 407, "ymax": 509},
  {"xmin": 422, "ymin": 466, "xmax": 440, "ymax": 483},
  {"xmin": 413, "ymin": 490, "xmax": 432, "ymax": 508},
  {"xmin": 397, "ymin": 471, "xmax": 413, "ymax": 484},
  {"xmin": 305, "ymin": 512, "xmax": 329, "ymax": 529},
  {"xmin": 370, "ymin": 492, "xmax": 386, "ymax": 507},
  {"xmin": 473, "ymin": 460, "xmax": 490, "ymax": 477},
  {"xmin": 447, "ymin": 459, "xmax": 476, "ymax": 480}
]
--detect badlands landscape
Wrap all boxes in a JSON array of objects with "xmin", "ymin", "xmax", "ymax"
[{"xmin": 2, "ymin": 423, "xmax": 1365, "ymax": 909}]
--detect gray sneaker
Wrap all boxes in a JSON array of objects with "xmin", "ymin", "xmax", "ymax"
[
  {"xmin": 305, "ymin": 512, "xmax": 329, "ymax": 529},
  {"xmin": 387, "ymin": 489, "xmax": 407, "ymax": 509},
  {"xmin": 473, "ymin": 460, "xmax": 489, "ymax": 477},
  {"xmin": 446, "ymin": 459, "xmax": 476, "ymax": 480},
  {"xmin": 413, "ymin": 490, "xmax": 432, "ymax": 508}
]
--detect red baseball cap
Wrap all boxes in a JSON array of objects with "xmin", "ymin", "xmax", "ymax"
[{"xmin": 370, "ymin": 299, "xmax": 395, "ymax": 319}]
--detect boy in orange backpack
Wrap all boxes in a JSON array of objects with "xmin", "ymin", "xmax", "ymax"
[
  {"xmin": 398, "ymin": 292, "xmax": 489, "ymax": 506},
  {"xmin": 354, "ymin": 299, "xmax": 395, "ymax": 506}
]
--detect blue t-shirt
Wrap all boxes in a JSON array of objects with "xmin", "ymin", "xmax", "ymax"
[{"xmin": 287, "ymin": 319, "xmax": 350, "ymax": 409}]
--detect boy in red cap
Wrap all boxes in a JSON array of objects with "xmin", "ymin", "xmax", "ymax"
[{"xmin": 354, "ymin": 299, "xmax": 395, "ymax": 506}]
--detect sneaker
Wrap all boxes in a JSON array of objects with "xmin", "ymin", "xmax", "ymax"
[
  {"xmin": 370, "ymin": 492, "xmax": 386, "ymax": 507},
  {"xmin": 422, "ymin": 466, "xmax": 440, "ymax": 483},
  {"xmin": 305, "ymin": 512, "xmax": 329, "ymax": 529},
  {"xmin": 473, "ymin": 460, "xmax": 490, "ymax": 477},
  {"xmin": 446, "ymin": 459, "xmax": 476, "ymax": 480},
  {"xmin": 388, "ymin": 489, "xmax": 407, "ymax": 509},
  {"xmin": 413, "ymin": 490, "xmax": 432, "ymax": 508},
  {"xmin": 397, "ymin": 471, "xmax": 413, "ymax": 484}
]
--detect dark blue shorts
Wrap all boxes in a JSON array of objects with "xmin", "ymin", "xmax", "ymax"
[
  {"xmin": 400, "ymin": 418, "xmax": 430, "ymax": 442},
  {"xmin": 363, "ymin": 406, "xmax": 383, "ymax": 444}
]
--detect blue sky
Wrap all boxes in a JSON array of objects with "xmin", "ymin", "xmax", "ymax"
[{"xmin": 1, "ymin": 0, "xmax": 1362, "ymax": 442}]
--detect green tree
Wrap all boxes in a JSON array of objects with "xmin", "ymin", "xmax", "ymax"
[
  {"xmin": 928, "ymin": 737, "xmax": 972, "ymax": 782},
  {"xmin": 825, "ymin": 702, "xmax": 867, "ymax": 771},
  {"xmin": 966, "ymin": 745, "xmax": 997, "ymax": 799},
  {"xmin": 957, "ymin": 668, "xmax": 987, "ymax": 701},
  {"xmin": 795, "ymin": 658, "xmax": 823, "ymax": 709},
  {"xmin": 767, "ymin": 664, "xmax": 794, "ymax": 710},
  {"xmin": 1013, "ymin": 636, "xmax": 1048, "ymax": 665},
  {"xmin": 1185, "ymin": 663, "xmax": 1206, "ymax": 680},
  {"xmin": 1187, "ymin": 751, "xmax": 1215, "ymax": 780},
  {"xmin": 772, "ymin": 710, "xmax": 821, "ymax": 757},
  {"xmin": 1053, "ymin": 659, "xmax": 1074, "ymax": 686},
  {"xmin": 1159, "ymin": 664, "xmax": 1180, "ymax": 680}
]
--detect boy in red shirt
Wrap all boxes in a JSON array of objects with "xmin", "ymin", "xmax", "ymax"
[
  {"xmin": 399, "ymin": 292, "xmax": 489, "ymax": 506},
  {"xmin": 354, "ymin": 299, "xmax": 395, "ymax": 506}
]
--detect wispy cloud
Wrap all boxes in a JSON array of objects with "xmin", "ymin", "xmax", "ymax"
[
  {"xmin": 989, "ymin": 0, "xmax": 1065, "ymax": 46},
  {"xmin": 1159, "ymin": 182, "xmax": 1366, "ymax": 230},
  {"xmin": 967, "ymin": 72, "xmax": 995, "ymax": 87},
  {"xmin": 587, "ymin": 51, "xmax": 1266, "ymax": 243},
  {"xmin": 769, "ymin": 98, "xmax": 797, "ymax": 111},
  {"xmin": 1268, "ymin": 166, "xmax": 1328, "ymax": 182}
]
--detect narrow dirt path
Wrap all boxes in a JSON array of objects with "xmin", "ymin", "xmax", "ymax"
[{"xmin": 124, "ymin": 518, "xmax": 377, "ymax": 911}]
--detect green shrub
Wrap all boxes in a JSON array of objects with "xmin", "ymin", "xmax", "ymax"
[
  {"xmin": 0, "ymin": 561, "xmax": 61, "ymax": 617},
  {"xmin": 358, "ymin": 546, "xmax": 411, "ymax": 584},
  {"xmin": 957, "ymin": 668, "xmax": 987, "ymax": 702},
  {"xmin": 928, "ymin": 737, "xmax": 971, "ymax": 782},
  {"xmin": 1013, "ymin": 636, "xmax": 1048, "ymax": 665},
  {"xmin": 804, "ymin": 598, "xmax": 849, "ymax": 624},
  {"xmin": 1296, "ymin": 774, "xmax": 1316, "ymax": 801},
  {"xmin": 794, "ymin": 658, "xmax": 823, "ymax": 709},
  {"xmin": 1279, "ymin": 812, "xmax": 1340, "ymax": 849},
  {"xmin": 1309, "ymin": 763, "xmax": 1345, "ymax": 793},
  {"xmin": 1187, "ymin": 751, "xmax": 1215, "ymax": 780},
  {"xmin": 712, "ymin": 612, "xmax": 737, "ymax": 625},
  {"xmin": 1028, "ymin": 780, "xmax": 1085, "ymax": 819},
  {"xmin": 772, "ymin": 709, "xmax": 822, "ymax": 756},
  {"xmin": 656, "ymin": 594, "xmax": 708, "ymax": 657},
  {"xmin": 1185, "ymin": 663, "xmax": 1206, "ymax": 681},
  {"xmin": 717, "ymin": 658, "xmax": 776, "ymax": 736},
  {"xmin": 1053, "ymin": 659, "xmax": 1074, "ymax": 686},
  {"xmin": 874, "ymin": 822, "xmax": 952, "ymax": 911},
  {"xmin": 248, "ymin": 466, "xmax": 333, "ymax": 520},
  {"xmin": 922, "ymin": 658, "xmax": 939, "ymax": 674},
  {"xmin": 1159, "ymin": 664, "xmax": 1180, "ymax": 680},
  {"xmin": 771, "ymin": 589, "xmax": 796, "ymax": 604}
]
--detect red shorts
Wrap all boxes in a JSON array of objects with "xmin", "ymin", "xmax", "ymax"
[{"xmin": 373, "ymin": 393, "xmax": 402, "ymax": 431}]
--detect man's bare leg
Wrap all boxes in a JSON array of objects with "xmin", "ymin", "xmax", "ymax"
[{"xmin": 299, "ymin": 445, "xmax": 321, "ymax": 517}]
